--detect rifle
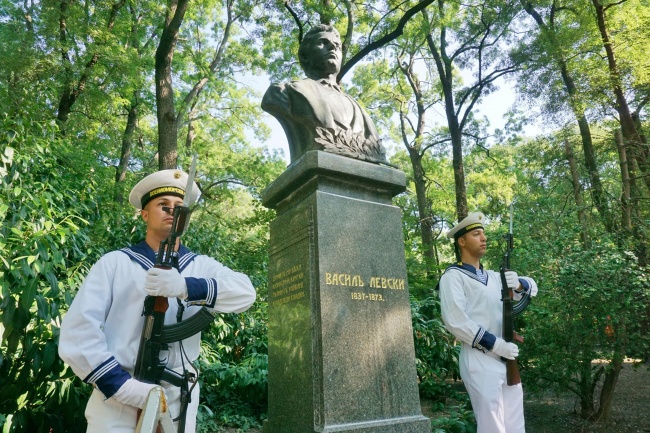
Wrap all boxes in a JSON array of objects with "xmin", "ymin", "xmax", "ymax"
[
  {"xmin": 500, "ymin": 202, "xmax": 525, "ymax": 386},
  {"xmin": 133, "ymin": 156, "xmax": 216, "ymax": 433}
]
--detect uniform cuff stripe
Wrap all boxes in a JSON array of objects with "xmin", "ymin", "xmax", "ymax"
[
  {"xmin": 83, "ymin": 357, "xmax": 131, "ymax": 398},
  {"xmin": 185, "ymin": 277, "xmax": 218, "ymax": 308},
  {"xmin": 472, "ymin": 328, "xmax": 496, "ymax": 353}
]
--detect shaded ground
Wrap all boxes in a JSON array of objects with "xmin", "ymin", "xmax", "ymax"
[
  {"xmin": 220, "ymin": 360, "xmax": 650, "ymax": 433},
  {"xmin": 522, "ymin": 360, "xmax": 650, "ymax": 433}
]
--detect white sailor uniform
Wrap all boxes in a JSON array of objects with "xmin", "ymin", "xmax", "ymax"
[
  {"xmin": 438, "ymin": 263, "xmax": 537, "ymax": 433},
  {"xmin": 59, "ymin": 241, "xmax": 256, "ymax": 433}
]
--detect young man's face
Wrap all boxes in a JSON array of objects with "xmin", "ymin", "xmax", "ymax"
[
  {"xmin": 141, "ymin": 195, "xmax": 184, "ymax": 237},
  {"xmin": 304, "ymin": 31, "xmax": 342, "ymax": 77},
  {"xmin": 458, "ymin": 228, "xmax": 487, "ymax": 260}
]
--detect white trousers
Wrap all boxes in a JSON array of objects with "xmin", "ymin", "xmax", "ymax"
[
  {"xmin": 85, "ymin": 378, "xmax": 200, "ymax": 433},
  {"xmin": 460, "ymin": 345, "xmax": 526, "ymax": 433}
]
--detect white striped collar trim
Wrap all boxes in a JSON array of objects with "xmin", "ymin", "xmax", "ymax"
[{"xmin": 446, "ymin": 264, "xmax": 489, "ymax": 286}]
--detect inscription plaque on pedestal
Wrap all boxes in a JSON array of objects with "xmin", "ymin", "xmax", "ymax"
[{"xmin": 263, "ymin": 151, "xmax": 430, "ymax": 433}]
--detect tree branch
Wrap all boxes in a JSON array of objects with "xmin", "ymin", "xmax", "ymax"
[
  {"xmin": 284, "ymin": 1, "xmax": 305, "ymax": 43},
  {"xmin": 337, "ymin": 0, "xmax": 436, "ymax": 81}
]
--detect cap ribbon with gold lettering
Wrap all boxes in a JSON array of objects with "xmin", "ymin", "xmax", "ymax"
[
  {"xmin": 129, "ymin": 169, "xmax": 200, "ymax": 210},
  {"xmin": 446, "ymin": 212, "xmax": 485, "ymax": 240}
]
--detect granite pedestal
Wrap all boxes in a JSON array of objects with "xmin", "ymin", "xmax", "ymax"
[{"xmin": 262, "ymin": 151, "xmax": 430, "ymax": 433}]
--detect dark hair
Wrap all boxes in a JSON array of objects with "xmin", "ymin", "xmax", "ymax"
[{"xmin": 298, "ymin": 24, "xmax": 340, "ymax": 71}]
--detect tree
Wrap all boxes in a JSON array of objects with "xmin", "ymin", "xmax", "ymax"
[
  {"xmin": 155, "ymin": 0, "xmax": 190, "ymax": 169},
  {"xmin": 519, "ymin": 0, "xmax": 615, "ymax": 234},
  {"xmin": 349, "ymin": 54, "xmax": 448, "ymax": 284},
  {"xmin": 55, "ymin": 0, "xmax": 127, "ymax": 132},
  {"xmin": 503, "ymin": 132, "xmax": 649, "ymax": 423},
  {"xmin": 421, "ymin": 0, "xmax": 520, "ymax": 219},
  {"xmin": 589, "ymin": 0, "xmax": 649, "ymax": 265}
]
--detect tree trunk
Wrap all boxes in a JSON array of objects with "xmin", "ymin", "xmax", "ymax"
[
  {"xmin": 614, "ymin": 130, "xmax": 632, "ymax": 232},
  {"xmin": 564, "ymin": 139, "xmax": 589, "ymax": 248},
  {"xmin": 592, "ymin": 356, "xmax": 623, "ymax": 423},
  {"xmin": 450, "ymin": 127, "xmax": 468, "ymax": 220},
  {"xmin": 155, "ymin": 0, "xmax": 190, "ymax": 170},
  {"xmin": 560, "ymin": 62, "xmax": 613, "ymax": 233},
  {"xmin": 409, "ymin": 148, "xmax": 436, "ymax": 278},
  {"xmin": 592, "ymin": 0, "xmax": 649, "ymax": 193},
  {"xmin": 114, "ymin": 99, "xmax": 139, "ymax": 202},
  {"xmin": 578, "ymin": 358, "xmax": 597, "ymax": 419},
  {"xmin": 397, "ymin": 57, "xmax": 436, "ymax": 278},
  {"xmin": 425, "ymin": 31, "xmax": 468, "ymax": 219}
]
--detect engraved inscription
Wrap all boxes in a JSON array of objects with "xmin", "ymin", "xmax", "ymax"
[
  {"xmin": 324, "ymin": 271, "xmax": 406, "ymax": 302},
  {"xmin": 325, "ymin": 273, "xmax": 365, "ymax": 287},
  {"xmin": 351, "ymin": 292, "xmax": 385, "ymax": 302},
  {"xmin": 270, "ymin": 264, "xmax": 306, "ymax": 307},
  {"xmin": 368, "ymin": 277, "xmax": 405, "ymax": 290}
]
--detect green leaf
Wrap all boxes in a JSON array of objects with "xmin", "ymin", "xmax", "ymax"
[
  {"xmin": 42, "ymin": 340, "xmax": 57, "ymax": 373},
  {"xmin": 35, "ymin": 294, "xmax": 50, "ymax": 320},
  {"xmin": 20, "ymin": 280, "xmax": 37, "ymax": 311}
]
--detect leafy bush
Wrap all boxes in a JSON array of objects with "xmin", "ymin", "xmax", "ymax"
[
  {"xmin": 196, "ymin": 303, "xmax": 268, "ymax": 431},
  {"xmin": 1, "ymin": 118, "xmax": 98, "ymax": 432},
  {"xmin": 430, "ymin": 401, "xmax": 477, "ymax": 433},
  {"xmin": 521, "ymin": 240, "xmax": 650, "ymax": 419},
  {"xmin": 411, "ymin": 295, "xmax": 461, "ymax": 401}
]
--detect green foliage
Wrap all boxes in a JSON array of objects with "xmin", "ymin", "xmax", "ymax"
[
  {"xmin": 521, "ymin": 240, "xmax": 650, "ymax": 416},
  {"xmin": 0, "ymin": 117, "xmax": 96, "ymax": 432},
  {"xmin": 196, "ymin": 303, "xmax": 268, "ymax": 431},
  {"xmin": 1, "ymin": 0, "xmax": 649, "ymax": 430},
  {"xmin": 411, "ymin": 296, "xmax": 460, "ymax": 400},
  {"xmin": 430, "ymin": 402, "xmax": 477, "ymax": 433}
]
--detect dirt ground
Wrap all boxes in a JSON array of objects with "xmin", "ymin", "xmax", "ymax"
[
  {"xmin": 420, "ymin": 359, "xmax": 650, "ymax": 433},
  {"xmin": 221, "ymin": 360, "xmax": 650, "ymax": 433},
  {"xmin": 521, "ymin": 360, "xmax": 650, "ymax": 433}
]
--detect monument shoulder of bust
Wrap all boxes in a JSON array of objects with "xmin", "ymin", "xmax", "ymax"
[{"xmin": 262, "ymin": 78, "xmax": 387, "ymax": 164}]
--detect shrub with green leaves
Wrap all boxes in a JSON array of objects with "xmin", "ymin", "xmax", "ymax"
[
  {"xmin": 196, "ymin": 304, "xmax": 268, "ymax": 432},
  {"xmin": 411, "ymin": 295, "xmax": 461, "ymax": 402},
  {"xmin": 430, "ymin": 401, "xmax": 477, "ymax": 433},
  {"xmin": 1, "ymin": 118, "xmax": 99, "ymax": 432},
  {"xmin": 521, "ymin": 240, "xmax": 650, "ymax": 419}
]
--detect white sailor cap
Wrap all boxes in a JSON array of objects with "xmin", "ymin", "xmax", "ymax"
[
  {"xmin": 446, "ymin": 212, "xmax": 485, "ymax": 240},
  {"xmin": 129, "ymin": 169, "xmax": 200, "ymax": 210}
]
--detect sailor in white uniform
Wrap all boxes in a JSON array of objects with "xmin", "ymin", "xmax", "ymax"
[
  {"xmin": 438, "ymin": 212, "xmax": 538, "ymax": 433},
  {"xmin": 59, "ymin": 169, "xmax": 256, "ymax": 433}
]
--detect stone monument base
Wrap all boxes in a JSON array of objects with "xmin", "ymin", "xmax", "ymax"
[{"xmin": 262, "ymin": 151, "xmax": 430, "ymax": 433}]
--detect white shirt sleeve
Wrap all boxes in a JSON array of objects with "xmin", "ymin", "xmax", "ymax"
[
  {"xmin": 201, "ymin": 256, "xmax": 256, "ymax": 313},
  {"xmin": 438, "ymin": 269, "xmax": 482, "ymax": 346}
]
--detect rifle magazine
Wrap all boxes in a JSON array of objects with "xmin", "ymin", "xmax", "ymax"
[{"xmin": 160, "ymin": 307, "xmax": 217, "ymax": 343}]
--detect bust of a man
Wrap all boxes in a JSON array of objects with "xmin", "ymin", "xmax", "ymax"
[{"xmin": 261, "ymin": 24, "xmax": 389, "ymax": 165}]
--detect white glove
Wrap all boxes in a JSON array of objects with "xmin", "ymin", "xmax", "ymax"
[
  {"xmin": 112, "ymin": 378, "xmax": 158, "ymax": 409},
  {"xmin": 145, "ymin": 267, "xmax": 188, "ymax": 299},
  {"xmin": 492, "ymin": 338, "xmax": 519, "ymax": 360},
  {"xmin": 504, "ymin": 271, "xmax": 521, "ymax": 291}
]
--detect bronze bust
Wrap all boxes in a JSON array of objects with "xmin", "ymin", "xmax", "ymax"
[{"xmin": 262, "ymin": 24, "xmax": 389, "ymax": 165}]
